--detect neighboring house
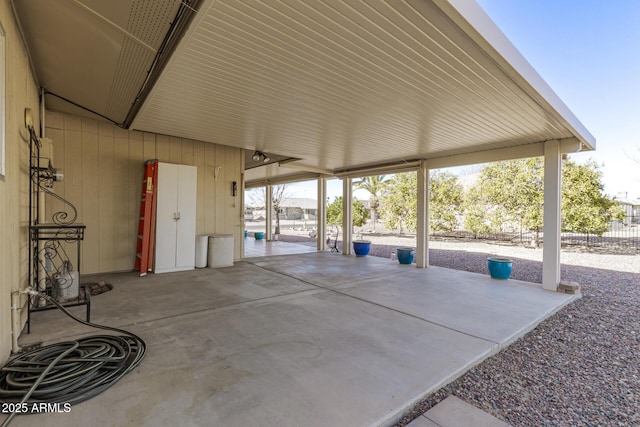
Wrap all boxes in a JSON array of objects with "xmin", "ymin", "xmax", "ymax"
[
  {"xmin": 279, "ymin": 198, "xmax": 318, "ymax": 220},
  {"xmin": 245, "ymin": 198, "xmax": 317, "ymax": 220},
  {"xmin": 615, "ymin": 198, "xmax": 640, "ymax": 224}
]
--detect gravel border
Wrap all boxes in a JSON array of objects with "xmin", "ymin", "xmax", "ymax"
[
  {"xmin": 278, "ymin": 234, "xmax": 640, "ymax": 426},
  {"xmin": 391, "ymin": 247, "xmax": 640, "ymax": 427}
]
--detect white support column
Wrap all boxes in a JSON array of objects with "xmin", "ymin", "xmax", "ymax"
[
  {"xmin": 342, "ymin": 177, "xmax": 352, "ymax": 255},
  {"xmin": 543, "ymin": 140, "xmax": 562, "ymax": 291},
  {"xmin": 265, "ymin": 184, "xmax": 273, "ymax": 241},
  {"xmin": 317, "ymin": 176, "xmax": 327, "ymax": 251},
  {"xmin": 416, "ymin": 162, "xmax": 429, "ymax": 268},
  {"xmin": 240, "ymin": 172, "xmax": 245, "ymax": 258}
]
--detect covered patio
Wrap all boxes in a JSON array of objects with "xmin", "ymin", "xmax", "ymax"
[
  {"xmin": 0, "ymin": 0, "xmax": 596, "ymax": 424},
  {"xmin": 12, "ymin": 0, "xmax": 596, "ymax": 292},
  {"xmin": 244, "ymin": 235, "xmax": 318, "ymax": 258},
  {"xmin": 19, "ymin": 253, "xmax": 577, "ymax": 426}
]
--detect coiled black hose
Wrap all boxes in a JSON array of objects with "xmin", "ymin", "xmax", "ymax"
[{"xmin": 0, "ymin": 290, "xmax": 146, "ymax": 426}]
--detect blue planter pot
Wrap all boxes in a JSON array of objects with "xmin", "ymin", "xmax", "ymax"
[
  {"xmin": 254, "ymin": 232, "xmax": 265, "ymax": 240},
  {"xmin": 397, "ymin": 247, "xmax": 415, "ymax": 264},
  {"xmin": 353, "ymin": 240, "xmax": 371, "ymax": 257},
  {"xmin": 487, "ymin": 257, "xmax": 513, "ymax": 279},
  {"xmin": 244, "ymin": 230, "xmax": 248, "ymax": 238}
]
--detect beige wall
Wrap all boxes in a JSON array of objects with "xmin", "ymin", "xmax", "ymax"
[
  {"xmin": 0, "ymin": 0, "xmax": 245, "ymax": 361},
  {"xmin": 45, "ymin": 111, "xmax": 244, "ymax": 275},
  {"xmin": 0, "ymin": 0, "xmax": 41, "ymax": 362}
]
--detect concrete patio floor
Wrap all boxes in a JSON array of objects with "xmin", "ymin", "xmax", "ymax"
[
  {"xmin": 243, "ymin": 236, "xmax": 318, "ymax": 258},
  {"xmin": 16, "ymin": 251, "xmax": 577, "ymax": 427}
]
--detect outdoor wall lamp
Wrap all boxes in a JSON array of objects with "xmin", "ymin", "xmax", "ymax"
[{"xmin": 252, "ymin": 151, "xmax": 271, "ymax": 163}]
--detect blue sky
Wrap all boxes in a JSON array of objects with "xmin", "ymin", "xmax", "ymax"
[
  {"xmin": 476, "ymin": 0, "xmax": 640, "ymax": 199},
  {"xmin": 287, "ymin": 0, "xmax": 640, "ymax": 201}
]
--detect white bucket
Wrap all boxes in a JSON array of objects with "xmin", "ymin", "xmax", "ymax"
[{"xmin": 53, "ymin": 261, "xmax": 79, "ymax": 300}]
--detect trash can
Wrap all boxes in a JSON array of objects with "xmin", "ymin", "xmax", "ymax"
[
  {"xmin": 195, "ymin": 234, "xmax": 209, "ymax": 268},
  {"xmin": 208, "ymin": 234, "xmax": 234, "ymax": 268}
]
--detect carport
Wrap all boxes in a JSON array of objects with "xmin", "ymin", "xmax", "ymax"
[
  {"xmin": 2, "ymin": 0, "xmax": 594, "ymax": 425},
  {"xmin": 11, "ymin": 0, "xmax": 594, "ymax": 293}
]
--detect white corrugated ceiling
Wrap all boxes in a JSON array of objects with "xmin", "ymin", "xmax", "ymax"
[
  {"xmin": 132, "ymin": 0, "xmax": 594, "ymax": 181},
  {"xmin": 15, "ymin": 0, "xmax": 594, "ymax": 182},
  {"xmin": 13, "ymin": 0, "xmax": 184, "ymax": 123}
]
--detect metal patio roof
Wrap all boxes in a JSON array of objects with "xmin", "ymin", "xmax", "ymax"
[{"xmin": 14, "ymin": 0, "xmax": 595, "ymax": 183}]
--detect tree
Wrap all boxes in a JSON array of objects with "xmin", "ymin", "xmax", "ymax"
[
  {"xmin": 380, "ymin": 172, "xmax": 417, "ymax": 233},
  {"xmin": 429, "ymin": 171, "xmax": 465, "ymax": 232},
  {"xmin": 354, "ymin": 175, "xmax": 388, "ymax": 231},
  {"xmin": 246, "ymin": 185, "xmax": 290, "ymax": 234},
  {"xmin": 463, "ymin": 182, "xmax": 510, "ymax": 238},
  {"xmin": 562, "ymin": 160, "xmax": 626, "ymax": 235},
  {"xmin": 326, "ymin": 197, "xmax": 342, "ymax": 227},
  {"xmin": 271, "ymin": 185, "xmax": 290, "ymax": 234},
  {"xmin": 326, "ymin": 196, "xmax": 368, "ymax": 229},
  {"xmin": 379, "ymin": 171, "xmax": 466, "ymax": 234},
  {"xmin": 479, "ymin": 158, "xmax": 544, "ymax": 237},
  {"xmin": 463, "ymin": 158, "xmax": 545, "ymax": 241},
  {"xmin": 463, "ymin": 158, "xmax": 626, "ymax": 240},
  {"xmin": 630, "ymin": 145, "xmax": 640, "ymax": 166}
]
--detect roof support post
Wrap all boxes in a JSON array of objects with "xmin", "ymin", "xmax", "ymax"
[
  {"xmin": 240, "ymin": 168, "xmax": 245, "ymax": 258},
  {"xmin": 265, "ymin": 184, "xmax": 273, "ymax": 241},
  {"xmin": 416, "ymin": 162, "xmax": 430, "ymax": 268},
  {"xmin": 543, "ymin": 140, "xmax": 562, "ymax": 291},
  {"xmin": 317, "ymin": 176, "xmax": 327, "ymax": 251},
  {"xmin": 342, "ymin": 177, "xmax": 352, "ymax": 255}
]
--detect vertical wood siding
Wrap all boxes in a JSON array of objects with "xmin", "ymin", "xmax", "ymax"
[
  {"xmin": 0, "ymin": 0, "xmax": 41, "ymax": 361},
  {"xmin": 45, "ymin": 111, "xmax": 243, "ymax": 275}
]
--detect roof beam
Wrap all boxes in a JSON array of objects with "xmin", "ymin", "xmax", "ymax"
[
  {"xmin": 276, "ymin": 162, "xmax": 334, "ymax": 175},
  {"xmin": 425, "ymin": 138, "xmax": 581, "ymax": 169},
  {"xmin": 245, "ymin": 171, "xmax": 321, "ymax": 188},
  {"xmin": 334, "ymin": 160, "xmax": 421, "ymax": 178}
]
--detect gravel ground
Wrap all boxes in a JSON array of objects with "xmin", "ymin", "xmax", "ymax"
[{"xmin": 278, "ymin": 233, "xmax": 640, "ymax": 426}]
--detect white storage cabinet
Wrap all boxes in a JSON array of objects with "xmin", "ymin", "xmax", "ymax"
[{"xmin": 154, "ymin": 163, "xmax": 197, "ymax": 273}]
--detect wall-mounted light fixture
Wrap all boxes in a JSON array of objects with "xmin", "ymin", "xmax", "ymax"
[
  {"xmin": 231, "ymin": 181, "xmax": 237, "ymax": 197},
  {"xmin": 252, "ymin": 151, "xmax": 271, "ymax": 163}
]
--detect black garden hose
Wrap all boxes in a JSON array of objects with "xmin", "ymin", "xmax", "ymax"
[{"xmin": 0, "ymin": 290, "xmax": 146, "ymax": 426}]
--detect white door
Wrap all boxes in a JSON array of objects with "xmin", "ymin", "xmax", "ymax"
[
  {"xmin": 155, "ymin": 163, "xmax": 179, "ymax": 272},
  {"xmin": 175, "ymin": 165, "xmax": 197, "ymax": 269}
]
